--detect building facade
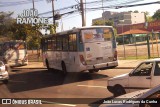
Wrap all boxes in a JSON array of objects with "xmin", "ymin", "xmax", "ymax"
[{"xmin": 92, "ymin": 11, "xmax": 145, "ymax": 26}]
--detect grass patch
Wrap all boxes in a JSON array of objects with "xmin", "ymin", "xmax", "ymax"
[
  {"xmin": 119, "ymin": 56, "xmax": 148, "ymax": 60},
  {"xmin": 118, "ymin": 56, "xmax": 160, "ymax": 60}
]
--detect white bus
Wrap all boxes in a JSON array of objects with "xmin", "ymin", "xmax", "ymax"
[
  {"xmin": 0, "ymin": 40, "xmax": 28, "ymax": 66},
  {"xmin": 41, "ymin": 26, "xmax": 118, "ymax": 74}
]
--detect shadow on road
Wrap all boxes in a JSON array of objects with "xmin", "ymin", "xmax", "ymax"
[{"xmin": 6, "ymin": 69, "xmax": 108, "ymax": 93}]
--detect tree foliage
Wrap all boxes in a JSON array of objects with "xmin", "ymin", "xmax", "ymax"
[
  {"xmin": 141, "ymin": 11, "xmax": 153, "ymax": 22},
  {"xmin": 9, "ymin": 23, "xmax": 43, "ymax": 49},
  {"xmin": 0, "ymin": 11, "xmax": 44, "ymax": 49},
  {"xmin": 152, "ymin": 9, "xmax": 160, "ymax": 20},
  {"xmin": 92, "ymin": 19, "xmax": 113, "ymax": 26},
  {"xmin": 133, "ymin": 10, "xmax": 139, "ymax": 13},
  {"xmin": 0, "ymin": 12, "xmax": 14, "ymax": 40}
]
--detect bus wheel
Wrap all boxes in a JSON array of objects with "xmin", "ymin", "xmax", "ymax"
[
  {"xmin": 61, "ymin": 62, "xmax": 67, "ymax": 75},
  {"xmin": 46, "ymin": 60, "xmax": 51, "ymax": 71}
]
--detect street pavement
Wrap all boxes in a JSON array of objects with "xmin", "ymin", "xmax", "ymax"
[
  {"xmin": 13, "ymin": 59, "xmax": 144, "ymax": 69},
  {"xmin": 0, "ymin": 68, "xmax": 131, "ymax": 107},
  {"xmin": 0, "ymin": 59, "xmax": 146, "ymax": 107}
]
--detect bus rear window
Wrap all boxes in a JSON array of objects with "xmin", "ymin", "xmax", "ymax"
[{"xmin": 81, "ymin": 28, "xmax": 114, "ymax": 42}]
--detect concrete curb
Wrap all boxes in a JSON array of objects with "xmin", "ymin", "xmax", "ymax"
[
  {"xmin": 114, "ymin": 67, "xmax": 134, "ymax": 69},
  {"xmin": 12, "ymin": 67, "xmax": 46, "ymax": 69},
  {"xmin": 12, "ymin": 67, "xmax": 134, "ymax": 70}
]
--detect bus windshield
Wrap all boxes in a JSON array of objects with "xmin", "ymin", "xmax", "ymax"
[{"xmin": 81, "ymin": 28, "xmax": 114, "ymax": 43}]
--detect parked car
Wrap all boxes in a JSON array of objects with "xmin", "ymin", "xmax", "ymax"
[
  {"xmin": 0, "ymin": 61, "xmax": 9, "ymax": 84},
  {"xmin": 107, "ymin": 58, "xmax": 160, "ymax": 96},
  {"xmin": 100, "ymin": 84, "xmax": 160, "ymax": 107}
]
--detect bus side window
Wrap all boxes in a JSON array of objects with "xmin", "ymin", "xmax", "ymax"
[
  {"xmin": 52, "ymin": 37, "xmax": 56, "ymax": 50},
  {"xmin": 69, "ymin": 34, "xmax": 77, "ymax": 51},
  {"xmin": 45, "ymin": 39, "xmax": 48, "ymax": 51},
  {"xmin": 79, "ymin": 32, "xmax": 83, "ymax": 43},
  {"xmin": 47, "ymin": 39, "xmax": 52, "ymax": 50},
  {"xmin": 56, "ymin": 36, "xmax": 62, "ymax": 51},
  {"xmin": 62, "ymin": 35, "xmax": 69, "ymax": 51}
]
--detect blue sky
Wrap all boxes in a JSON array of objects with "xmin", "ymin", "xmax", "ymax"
[{"xmin": 0, "ymin": 0, "xmax": 160, "ymax": 32}]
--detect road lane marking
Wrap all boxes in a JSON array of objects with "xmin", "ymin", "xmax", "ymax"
[
  {"xmin": 77, "ymin": 85, "xmax": 106, "ymax": 88},
  {"xmin": 41, "ymin": 100, "xmax": 76, "ymax": 107}
]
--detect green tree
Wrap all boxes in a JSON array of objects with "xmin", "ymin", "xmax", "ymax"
[
  {"xmin": 142, "ymin": 11, "xmax": 153, "ymax": 22},
  {"xmin": 146, "ymin": 16, "xmax": 153, "ymax": 22},
  {"xmin": 92, "ymin": 19, "xmax": 113, "ymax": 26},
  {"xmin": 9, "ymin": 23, "xmax": 43, "ymax": 49},
  {"xmin": 0, "ymin": 11, "xmax": 45, "ymax": 50},
  {"xmin": 133, "ymin": 10, "xmax": 139, "ymax": 13},
  {"xmin": 128, "ymin": 11, "xmax": 132, "ymax": 13},
  {"xmin": 152, "ymin": 9, "xmax": 160, "ymax": 20},
  {"xmin": 0, "ymin": 12, "xmax": 14, "ymax": 40}
]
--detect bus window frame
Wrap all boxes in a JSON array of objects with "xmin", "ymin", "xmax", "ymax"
[
  {"xmin": 62, "ymin": 34, "xmax": 69, "ymax": 51},
  {"xmin": 52, "ymin": 36, "xmax": 56, "ymax": 51},
  {"xmin": 56, "ymin": 35, "xmax": 63, "ymax": 51},
  {"xmin": 69, "ymin": 33, "xmax": 78, "ymax": 52},
  {"xmin": 47, "ymin": 38, "xmax": 53, "ymax": 51}
]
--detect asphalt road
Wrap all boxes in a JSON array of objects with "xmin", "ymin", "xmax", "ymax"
[{"xmin": 0, "ymin": 68, "xmax": 132, "ymax": 107}]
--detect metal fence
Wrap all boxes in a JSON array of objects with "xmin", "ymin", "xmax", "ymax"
[{"xmin": 117, "ymin": 32, "xmax": 160, "ymax": 59}]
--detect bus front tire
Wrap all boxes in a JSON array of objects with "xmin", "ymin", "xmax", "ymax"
[{"xmin": 61, "ymin": 62, "xmax": 67, "ymax": 75}]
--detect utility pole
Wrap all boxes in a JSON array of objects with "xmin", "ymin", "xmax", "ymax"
[
  {"xmin": 32, "ymin": 0, "xmax": 35, "ymax": 17},
  {"xmin": 102, "ymin": 0, "xmax": 105, "ymax": 25},
  {"xmin": 80, "ymin": 0, "xmax": 86, "ymax": 26},
  {"xmin": 85, "ymin": 0, "xmax": 86, "ymax": 23},
  {"xmin": 32, "ymin": 0, "xmax": 35, "ymax": 10},
  {"xmin": 51, "ymin": 0, "xmax": 56, "ymax": 33}
]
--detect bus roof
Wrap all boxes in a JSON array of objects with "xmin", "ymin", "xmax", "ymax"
[{"xmin": 43, "ymin": 26, "xmax": 113, "ymax": 38}]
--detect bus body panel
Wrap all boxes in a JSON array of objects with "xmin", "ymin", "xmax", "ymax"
[
  {"xmin": 45, "ymin": 51, "xmax": 83, "ymax": 72},
  {"xmin": 42, "ymin": 26, "xmax": 118, "ymax": 72},
  {"xmin": 84, "ymin": 41, "xmax": 113, "ymax": 65}
]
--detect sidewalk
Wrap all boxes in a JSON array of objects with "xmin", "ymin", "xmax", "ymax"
[
  {"xmin": 13, "ymin": 60, "xmax": 145, "ymax": 69},
  {"xmin": 14, "ymin": 62, "xmax": 46, "ymax": 69},
  {"xmin": 116, "ymin": 60, "xmax": 143, "ymax": 69}
]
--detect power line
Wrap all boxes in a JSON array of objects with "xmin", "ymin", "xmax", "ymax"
[
  {"xmin": 38, "ymin": 4, "xmax": 79, "ymax": 16},
  {"xmin": 115, "ymin": 1, "xmax": 160, "ymax": 9},
  {"xmin": 38, "ymin": 0, "xmax": 144, "ymax": 16},
  {"xmin": 43, "ymin": 10, "xmax": 79, "ymax": 19},
  {"xmin": 0, "ymin": 0, "xmax": 43, "ymax": 7},
  {"xmin": 85, "ymin": 1, "xmax": 160, "ymax": 10}
]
